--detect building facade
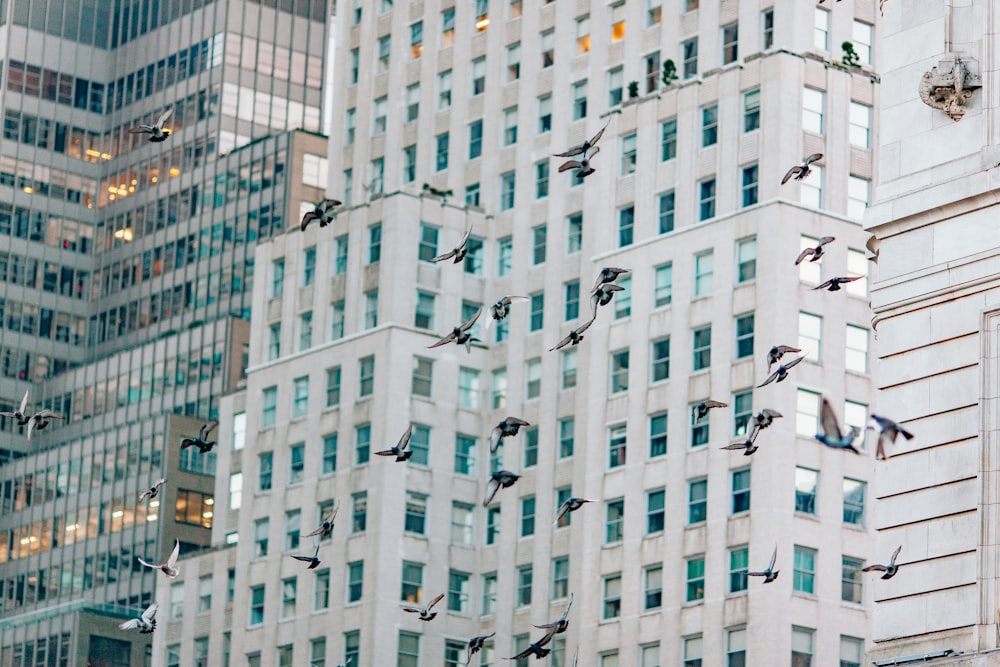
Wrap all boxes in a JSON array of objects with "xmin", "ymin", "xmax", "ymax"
[
  {"xmin": 866, "ymin": 1, "xmax": 1000, "ymax": 665},
  {"xmin": 158, "ymin": 1, "xmax": 881, "ymax": 666}
]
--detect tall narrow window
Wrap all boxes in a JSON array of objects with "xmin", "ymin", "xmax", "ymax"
[
  {"xmin": 507, "ymin": 43, "xmax": 521, "ymax": 81},
  {"xmin": 741, "ymin": 164, "xmax": 758, "ymax": 207},
  {"xmin": 722, "ymin": 23, "xmax": 739, "ymax": 64},
  {"xmin": 605, "ymin": 498, "xmax": 625, "ymax": 543},
  {"xmin": 793, "ymin": 546, "xmax": 817, "ymax": 594},
  {"xmin": 762, "ymin": 9, "xmax": 774, "ymax": 49},
  {"xmin": 735, "ymin": 314, "xmax": 754, "ymax": 358},
  {"xmin": 564, "ymin": 281, "xmax": 580, "ymax": 321},
  {"xmin": 686, "ymin": 556, "xmax": 705, "ymax": 601},
  {"xmin": 654, "ymin": 265, "xmax": 672, "ymax": 307},
  {"xmin": 737, "ymin": 237, "xmax": 756, "ymax": 282},
  {"xmin": 572, "ymin": 81, "xmax": 588, "ymax": 120},
  {"xmin": 575, "ymin": 16, "xmax": 591, "ymax": 54},
  {"xmin": 795, "ymin": 467, "xmax": 818, "ymax": 514},
  {"xmin": 621, "ymin": 135, "xmax": 637, "ymax": 175},
  {"xmin": 538, "ymin": 95, "xmax": 552, "ymax": 133},
  {"xmin": 441, "ymin": 7, "xmax": 455, "ymax": 46},
  {"xmin": 702, "ymin": 105, "xmax": 718, "ymax": 146},
  {"xmin": 536, "ymin": 161, "xmax": 549, "ymax": 199},
  {"xmin": 644, "ymin": 51, "xmax": 660, "ymax": 93},
  {"xmin": 814, "ymin": 8, "xmax": 829, "ymax": 50},
  {"xmin": 803, "ymin": 87, "xmax": 825, "ymax": 134},
  {"xmin": 541, "ymin": 30, "xmax": 555, "ymax": 68},
  {"xmin": 692, "ymin": 326, "xmax": 712, "ymax": 371},
  {"xmin": 699, "ymin": 178, "xmax": 716, "ymax": 220},
  {"xmin": 608, "ymin": 424, "xmax": 627, "ymax": 468},
  {"xmin": 649, "ymin": 412, "xmax": 668, "ymax": 457},
  {"xmin": 694, "ymin": 251, "xmax": 713, "ymax": 296},
  {"xmin": 688, "ymin": 479, "xmax": 707, "ymax": 523},
  {"xmin": 683, "ymin": 38, "xmax": 698, "ymax": 78},
  {"xmin": 743, "ymin": 88, "xmax": 760, "ymax": 132},
  {"xmin": 438, "ymin": 70, "xmax": 452, "ymax": 109},
  {"xmin": 849, "ymin": 102, "xmax": 871, "ymax": 148},
  {"xmin": 661, "ymin": 118, "xmax": 677, "ymax": 161},
  {"xmin": 618, "ymin": 206, "xmax": 634, "ymax": 246},
  {"xmin": 658, "ymin": 192, "xmax": 675, "ymax": 234},
  {"xmin": 729, "ymin": 547, "xmax": 748, "ymax": 593},
  {"xmin": 853, "ymin": 20, "xmax": 873, "ymax": 65},
  {"xmin": 610, "ymin": 350, "xmax": 630, "ymax": 393},
  {"xmin": 731, "ymin": 468, "xmax": 750, "ymax": 513},
  {"xmin": 608, "ymin": 66, "xmax": 624, "ymax": 107}
]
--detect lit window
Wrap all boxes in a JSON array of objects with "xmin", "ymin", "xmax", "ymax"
[
  {"xmin": 610, "ymin": 2, "xmax": 625, "ymax": 41},
  {"xmin": 400, "ymin": 561, "xmax": 423, "ymax": 603},
  {"xmin": 410, "ymin": 22, "xmax": 423, "ymax": 58},
  {"xmin": 576, "ymin": 16, "xmax": 590, "ymax": 54},
  {"xmin": 474, "ymin": 0, "xmax": 489, "ymax": 29},
  {"xmin": 175, "ymin": 489, "xmax": 214, "ymax": 528},
  {"xmin": 441, "ymin": 8, "xmax": 455, "ymax": 47}
]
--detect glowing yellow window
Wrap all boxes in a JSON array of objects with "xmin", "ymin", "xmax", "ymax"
[
  {"xmin": 611, "ymin": 3, "xmax": 626, "ymax": 42},
  {"xmin": 576, "ymin": 16, "xmax": 590, "ymax": 54}
]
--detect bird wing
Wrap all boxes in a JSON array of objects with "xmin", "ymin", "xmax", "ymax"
[
  {"xmin": 889, "ymin": 545, "xmax": 902, "ymax": 566},
  {"xmin": 35, "ymin": 410, "xmax": 64, "ymax": 419},
  {"xmin": 401, "ymin": 606, "xmax": 421, "ymax": 614},
  {"xmin": 119, "ymin": 619, "xmax": 140, "ymax": 631},
  {"xmin": 507, "ymin": 417, "xmax": 530, "ymax": 427},
  {"xmin": 503, "ymin": 295, "xmax": 529, "ymax": 306},
  {"xmin": 129, "ymin": 126, "xmax": 154, "ymax": 134},
  {"xmin": 768, "ymin": 545, "xmax": 777, "ymax": 571},
  {"xmin": 819, "ymin": 398, "xmax": 843, "ymax": 439},
  {"xmin": 165, "ymin": 540, "xmax": 180, "ymax": 569},
  {"xmin": 138, "ymin": 489, "xmax": 152, "ymax": 502},
  {"xmin": 430, "ymin": 248, "xmax": 457, "ymax": 262},
  {"xmin": 373, "ymin": 449, "xmax": 396, "ymax": 457},
  {"xmin": 300, "ymin": 212, "xmax": 319, "ymax": 231},
  {"xmin": 571, "ymin": 650, "xmax": 578, "ymax": 667},
  {"xmin": 510, "ymin": 647, "xmax": 534, "ymax": 660},
  {"xmin": 816, "ymin": 236, "xmax": 836, "ymax": 247},
  {"xmin": 804, "ymin": 153, "xmax": 823, "ymax": 165},
  {"xmin": 756, "ymin": 370, "xmax": 779, "ymax": 388},
  {"xmin": 553, "ymin": 142, "xmax": 586, "ymax": 158},
  {"xmin": 483, "ymin": 477, "xmax": 501, "ymax": 506},
  {"xmin": 842, "ymin": 275, "xmax": 864, "ymax": 283},
  {"xmin": 861, "ymin": 564, "xmax": 888, "ymax": 572},
  {"xmin": 588, "ymin": 119, "xmax": 611, "ymax": 148},
  {"xmin": 457, "ymin": 228, "xmax": 472, "ymax": 250},
  {"xmin": 812, "ymin": 279, "xmax": 834, "ymax": 291},
  {"xmin": 794, "ymin": 248, "xmax": 814, "ymax": 265},
  {"xmin": 200, "ymin": 420, "xmax": 218, "ymax": 441},
  {"xmin": 155, "ymin": 478, "xmax": 167, "ymax": 489},
  {"xmin": 550, "ymin": 333, "xmax": 573, "ymax": 351},
  {"xmin": 574, "ymin": 317, "xmax": 596, "ymax": 336},
  {"xmin": 26, "ymin": 418, "xmax": 36, "ymax": 441},
  {"xmin": 781, "ymin": 166, "xmax": 801, "ymax": 184},
  {"xmin": 460, "ymin": 307, "xmax": 483, "ymax": 331},
  {"xmin": 558, "ymin": 160, "xmax": 583, "ymax": 172},
  {"xmin": 137, "ymin": 556, "xmax": 159, "ymax": 570},
  {"xmin": 396, "ymin": 425, "xmax": 413, "ymax": 451},
  {"xmin": 141, "ymin": 603, "xmax": 159, "ymax": 624},
  {"xmin": 18, "ymin": 390, "xmax": 28, "ymax": 414},
  {"xmin": 762, "ymin": 409, "xmax": 783, "ymax": 419},
  {"xmin": 563, "ymin": 592, "xmax": 574, "ymax": 617},
  {"xmin": 775, "ymin": 345, "xmax": 801, "ymax": 355},
  {"xmin": 703, "ymin": 400, "xmax": 727, "ymax": 409},
  {"xmin": 291, "ymin": 555, "xmax": 315, "ymax": 563},
  {"xmin": 783, "ymin": 354, "xmax": 806, "ymax": 370},
  {"xmin": 553, "ymin": 502, "xmax": 570, "ymax": 525},
  {"xmin": 721, "ymin": 442, "xmax": 749, "ymax": 451},
  {"xmin": 302, "ymin": 526, "xmax": 324, "ymax": 537},
  {"xmin": 536, "ymin": 625, "xmax": 559, "ymax": 647},
  {"xmin": 321, "ymin": 198, "xmax": 342, "ymax": 211},
  {"xmin": 899, "ymin": 426, "xmax": 915, "ymax": 440},
  {"xmin": 489, "ymin": 426, "xmax": 503, "ymax": 453},
  {"xmin": 589, "ymin": 291, "xmax": 600, "ymax": 319},
  {"xmin": 426, "ymin": 593, "xmax": 445, "ymax": 610},
  {"xmin": 427, "ymin": 331, "xmax": 458, "ymax": 348},
  {"xmin": 155, "ymin": 107, "xmax": 174, "ymax": 129}
]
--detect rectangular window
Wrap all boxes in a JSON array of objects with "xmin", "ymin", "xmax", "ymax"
[
  {"xmin": 684, "ymin": 637, "xmax": 702, "ymax": 667},
  {"xmin": 727, "ymin": 628, "xmax": 747, "ymax": 666},
  {"xmin": 271, "ymin": 259, "xmax": 285, "ymax": 297},
  {"xmin": 407, "ymin": 424, "xmax": 430, "ymax": 466},
  {"xmin": 261, "ymin": 386, "xmax": 277, "ymax": 427},
  {"xmin": 288, "ymin": 444, "xmax": 305, "ymax": 485},
  {"xmin": 258, "ymin": 453, "xmax": 273, "ymax": 492},
  {"xmin": 364, "ymin": 290, "xmax": 378, "ymax": 329},
  {"xmin": 615, "ymin": 275, "xmax": 631, "ymax": 318},
  {"xmin": 688, "ymin": 479, "xmax": 707, "ymax": 523},
  {"xmin": 253, "ymin": 518, "xmax": 269, "ymax": 558},
  {"xmin": 314, "ymin": 569, "xmax": 331, "ymax": 610},
  {"xmin": 435, "ymin": 132, "xmax": 449, "ymax": 171},
  {"xmin": 847, "ymin": 248, "xmax": 869, "ymax": 297},
  {"xmin": 692, "ymin": 325, "xmax": 712, "ymax": 371},
  {"xmin": 404, "ymin": 492, "xmax": 427, "ymax": 534},
  {"xmin": 610, "ymin": 350, "xmax": 630, "ymax": 394},
  {"xmin": 345, "ymin": 108, "xmax": 357, "ymax": 145},
  {"xmin": 441, "ymin": 7, "xmax": 455, "ymax": 44},
  {"xmin": 281, "ymin": 577, "xmax": 297, "ymax": 619},
  {"xmin": 722, "ymin": 22, "xmax": 739, "ymax": 63},
  {"xmin": 849, "ymin": 102, "xmax": 871, "ymax": 148},
  {"xmin": 523, "ymin": 427, "xmax": 539, "ymax": 468},
  {"xmin": 647, "ymin": 488, "xmax": 665, "ymax": 533},
  {"xmin": 605, "ymin": 498, "xmax": 625, "ymax": 543},
  {"xmin": 249, "ymin": 585, "xmax": 265, "ymax": 625},
  {"xmin": 686, "ymin": 556, "xmax": 705, "ymax": 601},
  {"xmin": 842, "ymin": 556, "xmax": 863, "ymax": 603},
  {"xmin": 405, "ymin": 84, "xmax": 419, "ymax": 123},
  {"xmin": 743, "ymin": 88, "xmax": 760, "ymax": 132},
  {"xmin": 621, "ymin": 134, "xmax": 637, "ymax": 175},
  {"xmin": 610, "ymin": 1, "xmax": 626, "ymax": 40},
  {"xmin": 541, "ymin": 29, "xmax": 555, "ymax": 67},
  {"xmin": 517, "ymin": 565, "xmax": 533, "ymax": 606},
  {"xmin": 448, "ymin": 570, "xmax": 470, "ymax": 614},
  {"xmin": 649, "ymin": 412, "xmax": 668, "ymax": 457},
  {"xmin": 853, "ymin": 20, "xmax": 873, "ymax": 65},
  {"xmin": 655, "ymin": 191, "xmax": 675, "ymax": 234},
  {"xmin": 796, "ymin": 389, "xmax": 821, "ymax": 436},
  {"xmin": 373, "ymin": 96, "xmax": 387, "ymax": 135},
  {"xmin": 608, "ymin": 423, "xmax": 627, "ymax": 468},
  {"xmin": 702, "ymin": 105, "xmax": 718, "ymax": 147},
  {"xmin": 618, "ymin": 206, "xmax": 635, "ymax": 247},
  {"xmin": 644, "ymin": 50, "xmax": 661, "ymax": 93},
  {"xmin": 814, "ymin": 7, "xmax": 829, "ymax": 49},
  {"xmin": 559, "ymin": 418, "xmax": 575, "ymax": 457},
  {"xmin": 803, "ymin": 87, "xmax": 825, "ymax": 134},
  {"xmin": 737, "ymin": 237, "xmax": 756, "ymax": 282},
  {"xmin": 400, "ymin": 561, "xmax": 423, "ymax": 603},
  {"xmin": 795, "ymin": 466, "xmax": 818, "ymax": 515},
  {"xmin": 503, "ymin": 106, "xmax": 517, "ymax": 145},
  {"xmin": 531, "ymin": 224, "xmax": 547, "ymax": 264},
  {"xmin": 410, "ymin": 21, "xmax": 423, "ymax": 58},
  {"xmin": 555, "ymin": 487, "xmax": 572, "ymax": 528},
  {"xmin": 322, "ymin": 434, "xmax": 337, "ymax": 475},
  {"xmin": 500, "ymin": 171, "xmax": 516, "ymax": 210},
  {"xmin": 729, "ymin": 546, "xmax": 749, "ymax": 593},
  {"xmin": 652, "ymin": 265, "xmax": 673, "ymax": 309},
  {"xmin": 741, "ymin": 164, "xmax": 759, "ymax": 207},
  {"xmin": 644, "ymin": 566, "xmax": 663, "ymax": 610},
  {"xmin": 359, "ymin": 354, "xmax": 375, "ymax": 397},
  {"xmin": 794, "ymin": 546, "xmax": 817, "ymax": 594},
  {"xmin": 345, "ymin": 631, "xmax": 360, "ymax": 666},
  {"xmin": 414, "ymin": 291, "xmax": 436, "ymax": 331},
  {"xmin": 397, "ymin": 631, "xmax": 420, "ymax": 667},
  {"xmin": 841, "ymin": 636, "xmax": 863, "ymax": 667},
  {"xmin": 355, "ymin": 424, "xmax": 371, "ymax": 465},
  {"xmin": 349, "ymin": 48, "xmax": 359, "ymax": 84},
  {"xmin": 451, "ymin": 501, "xmax": 474, "ymax": 544},
  {"xmin": 292, "ymin": 377, "xmax": 309, "ymax": 418},
  {"xmin": 699, "ymin": 178, "xmax": 716, "ymax": 220},
  {"xmin": 793, "ymin": 627, "xmax": 814, "ymax": 665},
  {"xmin": 562, "ymin": 281, "xmax": 581, "ymax": 322},
  {"xmin": 608, "ymin": 66, "xmax": 623, "ymax": 106},
  {"xmin": 458, "ymin": 367, "xmax": 481, "ymax": 410},
  {"xmin": 438, "ymin": 69, "xmax": 452, "ymax": 108},
  {"xmin": 733, "ymin": 390, "xmax": 753, "ymax": 437},
  {"xmin": 268, "ymin": 323, "xmax": 281, "ymax": 361},
  {"xmin": 661, "ymin": 118, "xmax": 677, "ymax": 161},
  {"xmin": 573, "ymin": 81, "xmax": 588, "ymax": 120},
  {"xmin": 843, "ymin": 478, "xmax": 866, "ymax": 526},
  {"xmin": 735, "ymin": 314, "xmax": 754, "ymax": 359},
  {"xmin": 506, "ymin": 42, "xmax": 521, "ymax": 81},
  {"xmin": 486, "ymin": 506, "xmax": 501, "ymax": 545},
  {"xmin": 848, "ymin": 176, "xmax": 871, "ymax": 222},
  {"xmin": 520, "ymin": 496, "xmax": 536, "ymax": 536},
  {"xmin": 538, "ymin": 95, "xmax": 552, "ymax": 133},
  {"xmin": 798, "ymin": 311, "xmax": 822, "ymax": 358},
  {"xmin": 482, "ymin": 572, "xmax": 497, "ymax": 613},
  {"xmin": 603, "ymin": 574, "xmax": 622, "ymax": 619},
  {"xmin": 367, "ymin": 224, "xmax": 382, "ymax": 264},
  {"xmin": 845, "ymin": 324, "xmax": 869, "ymax": 373},
  {"xmin": 731, "ymin": 468, "xmax": 751, "ymax": 513},
  {"xmin": 683, "ymin": 38, "xmax": 698, "ymax": 78},
  {"xmin": 762, "ymin": 9, "xmax": 774, "ymax": 49},
  {"xmin": 552, "ymin": 557, "xmax": 570, "ymax": 599},
  {"xmin": 334, "ymin": 235, "xmax": 348, "ymax": 276},
  {"xmin": 536, "ymin": 161, "xmax": 549, "ymax": 199},
  {"xmin": 491, "ymin": 368, "xmax": 508, "ymax": 409},
  {"xmin": 528, "ymin": 292, "xmax": 544, "ymax": 332},
  {"xmin": 691, "ymin": 402, "xmax": 710, "ymax": 448},
  {"xmin": 411, "ymin": 356, "xmax": 433, "ymax": 398}
]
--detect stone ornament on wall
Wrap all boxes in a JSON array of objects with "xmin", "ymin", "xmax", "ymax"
[{"xmin": 919, "ymin": 55, "xmax": 982, "ymax": 121}]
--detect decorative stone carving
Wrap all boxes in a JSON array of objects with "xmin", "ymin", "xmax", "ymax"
[{"xmin": 919, "ymin": 55, "xmax": 982, "ymax": 121}]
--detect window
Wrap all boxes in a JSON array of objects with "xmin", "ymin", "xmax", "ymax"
[
  {"xmin": 762, "ymin": 8, "xmax": 774, "ymax": 49},
  {"xmin": 608, "ymin": 66, "xmax": 623, "ymax": 106},
  {"xmin": 322, "ymin": 434, "xmax": 337, "ymax": 475},
  {"xmin": 736, "ymin": 237, "xmax": 756, "ymax": 282},
  {"xmin": 334, "ymin": 235, "xmax": 348, "ymax": 276},
  {"xmin": 409, "ymin": 21, "xmax": 423, "ymax": 58},
  {"xmin": 558, "ymin": 282, "xmax": 580, "ymax": 323},
  {"xmin": 603, "ymin": 574, "xmax": 622, "ymax": 619},
  {"xmin": 733, "ymin": 314, "xmax": 755, "ymax": 359},
  {"xmin": 501, "ymin": 106, "xmax": 518, "ymax": 145},
  {"xmin": 795, "ymin": 467, "xmax": 818, "ymax": 514},
  {"xmin": 438, "ymin": 69, "xmax": 452, "ymax": 108},
  {"xmin": 741, "ymin": 164, "xmax": 759, "ymax": 207},
  {"xmin": 731, "ymin": 468, "xmax": 751, "ymax": 513},
  {"xmin": 253, "ymin": 518, "xmax": 269, "ymax": 558},
  {"xmin": 849, "ymin": 102, "xmax": 871, "ymax": 148},
  {"xmin": 491, "ymin": 368, "xmax": 508, "ymax": 409},
  {"xmin": 647, "ymin": 488, "xmax": 665, "ymax": 533},
  {"xmin": 291, "ymin": 377, "xmax": 309, "ymax": 419},
  {"xmin": 649, "ymin": 412, "xmax": 668, "ymax": 457},
  {"xmin": 608, "ymin": 423, "xmax": 627, "ymax": 468},
  {"xmin": 843, "ymin": 324, "xmax": 870, "ymax": 373},
  {"xmin": 520, "ymin": 496, "xmax": 536, "ymax": 536},
  {"xmin": 260, "ymin": 384, "xmax": 278, "ymax": 426},
  {"xmin": 366, "ymin": 224, "xmax": 382, "ymax": 265},
  {"xmin": 692, "ymin": 325, "xmax": 712, "ymax": 371},
  {"xmin": 793, "ymin": 389, "xmax": 820, "ymax": 438},
  {"xmin": 644, "ymin": 566, "xmax": 663, "ymax": 610},
  {"xmin": 727, "ymin": 628, "xmax": 747, "ymax": 666},
  {"xmin": 404, "ymin": 85, "xmax": 420, "ymax": 123},
  {"xmin": 729, "ymin": 390, "xmax": 752, "ymax": 438},
  {"xmin": 482, "ymin": 572, "xmax": 497, "ymax": 613},
  {"xmin": 551, "ymin": 419, "xmax": 573, "ymax": 459},
  {"xmin": 535, "ymin": 161, "xmax": 550, "ymax": 199},
  {"xmin": 853, "ymin": 20, "xmax": 873, "ymax": 65},
  {"xmin": 686, "ymin": 556, "xmax": 705, "ymax": 601},
  {"xmin": 621, "ymin": 135, "xmax": 637, "ymax": 176},
  {"xmin": 541, "ymin": 30, "xmax": 555, "ymax": 67},
  {"xmin": 345, "ymin": 108, "xmax": 357, "ymax": 146},
  {"xmin": 441, "ymin": 7, "xmax": 455, "ymax": 45},
  {"xmin": 314, "ymin": 569, "xmax": 331, "ymax": 609},
  {"xmin": 797, "ymin": 163, "xmax": 824, "ymax": 208},
  {"xmin": 803, "ymin": 87, "xmax": 825, "ymax": 134},
  {"xmin": 344, "ymin": 631, "xmax": 360, "ymax": 666},
  {"xmin": 267, "ymin": 323, "xmax": 281, "ymax": 361},
  {"xmin": 798, "ymin": 311, "xmax": 822, "ymax": 358},
  {"xmin": 404, "ymin": 424, "xmax": 428, "ymax": 466},
  {"xmin": 698, "ymin": 178, "xmax": 716, "ymax": 220},
  {"xmin": 794, "ymin": 546, "xmax": 817, "ymax": 595},
  {"xmin": 453, "ymin": 367, "xmax": 480, "ymax": 410},
  {"xmin": 249, "ymin": 585, "xmax": 265, "ymax": 625},
  {"xmin": 721, "ymin": 22, "xmax": 739, "ymax": 64},
  {"xmin": 729, "ymin": 547, "xmax": 749, "ymax": 593},
  {"xmin": 844, "ymin": 400, "xmax": 868, "ymax": 450},
  {"xmin": 373, "ymin": 96, "xmax": 387, "ymax": 135},
  {"xmin": 281, "ymin": 577, "xmax": 297, "ymax": 619},
  {"xmin": 355, "ymin": 424, "xmax": 371, "ymax": 465},
  {"xmin": 230, "ymin": 472, "xmax": 243, "ymax": 509},
  {"xmin": 311, "ymin": 639, "xmax": 326, "ymax": 667},
  {"xmin": 410, "ymin": 292, "xmax": 435, "ymax": 331},
  {"xmin": 608, "ymin": 1, "xmax": 625, "ymax": 40},
  {"xmin": 525, "ymin": 292, "xmax": 544, "ymax": 332},
  {"xmin": 573, "ymin": 81, "xmax": 588, "ymax": 120},
  {"xmin": 364, "ymin": 290, "xmax": 378, "ymax": 329},
  {"xmin": 848, "ymin": 176, "xmax": 870, "ymax": 221},
  {"xmin": 271, "ymin": 259, "xmax": 285, "ymax": 297},
  {"xmin": 447, "ymin": 570, "xmax": 470, "ymax": 614},
  {"xmin": 661, "ymin": 118, "xmax": 677, "ymax": 161},
  {"xmin": 358, "ymin": 354, "xmax": 375, "ymax": 397},
  {"xmin": 298, "ymin": 313, "xmax": 313, "ymax": 351},
  {"xmin": 288, "ymin": 444, "xmax": 305, "ymax": 485},
  {"xmin": 644, "ymin": 51, "xmax": 661, "ymax": 93},
  {"xmin": 683, "ymin": 38, "xmax": 698, "ymax": 78},
  {"xmin": 258, "ymin": 453, "xmax": 273, "ymax": 492},
  {"xmin": 847, "ymin": 248, "xmax": 868, "ymax": 296},
  {"xmin": 500, "ymin": 171, "xmax": 516, "ymax": 210},
  {"xmin": 402, "ymin": 492, "xmax": 427, "ymax": 535},
  {"xmin": 398, "ymin": 632, "xmax": 420, "ymax": 667},
  {"xmin": 400, "ymin": 561, "xmax": 423, "ymax": 603},
  {"xmin": 841, "ymin": 556, "xmax": 864, "ymax": 604},
  {"xmin": 684, "ymin": 637, "xmax": 702, "ymax": 667},
  {"xmin": 451, "ymin": 504, "xmax": 474, "ymax": 547},
  {"xmin": 538, "ymin": 95, "xmax": 553, "ymax": 133},
  {"xmin": 743, "ymin": 89, "xmax": 761, "ymax": 133},
  {"xmin": 170, "ymin": 584, "xmax": 184, "ymax": 620},
  {"xmin": 531, "ymin": 224, "xmax": 547, "ymax": 264},
  {"xmin": 555, "ymin": 487, "xmax": 572, "ymax": 528},
  {"xmin": 688, "ymin": 479, "xmax": 707, "ymax": 523},
  {"xmin": 702, "ymin": 105, "xmax": 718, "ymax": 147},
  {"xmin": 434, "ymin": 132, "xmax": 449, "ymax": 171},
  {"xmin": 569, "ymin": 15, "xmax": 590, "ymax": 55},
  {"xmin": 175, "ymin": 489, "xmax": 214, "ymax": 527},
  {"xmin": 618, "ymin": 206, "xmax": 635, "ymax": 248},
  {"xmin": 605, "ymin": 498, "xmax": 625, "ymax": 543},
  {"xmin": 517, "ymin": 565, "xmax": 533, "ymax": 606},
  {"xmin": 486, "ymin": 507, "xmax": 501, "ymax": 545},
  {"xmin": 349, "ymin": 47, "xmax": 360, "ymax": 84},
  {"xmin": 814, "ymin": 8, "xmax": 829, "ymax": 50},
  {"xmin": 841, "ymin": 636, "xmax": 864, "ymax": 667},
  {"xmin": 844, "ymin": 478, "xmax": 866, "ymax": 526},
  {"xmin": 610, "ymin": 350, "xmax": 630, "ymax": 394},
  {"xmin": 552, "ymin": 557, "xmax": 570, "ymax": 599}
]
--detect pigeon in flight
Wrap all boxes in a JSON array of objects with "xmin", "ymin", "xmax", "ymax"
[
  {"xmin": 427, "ymin": 308, "xmax": 482, "ymax": 353},
  {"xmin": 300, "ymin": 198, "xmax": 342, "ymax": 231},
  {"xmin": 137, "ymin": 539, "xmax": 181, "ymax": 578},
  {"xmin": 489, "ymin": 417, "xmax": 530, "ymax": 453},
  {"xmin": 180, "ymin": 421, "xmax": 218, "ymax": 453},
  {"xmin": 119, "ymin": 602, "xmax": 158, "ymax": 633},
  {"xmin": 868, "ymin": 414, "xmax": 914, "ymax": 461},
  {"xmin": 795, "ymin": 236, "xmax": 835, "ymax": 264},
  {"xmin": 591, "ymin": 267, "xmax": 631, "ymax": 292},
  {"xmin": 534, "ymin": 593, "xmax": 573, "ymax": 639},
  {"xmin": 694, "ymin": 400, "xmax": 727, "ymax": 420},
  {"xmin": 557, "ymin": 147, "xmax": 600, "ymax": 180},
  {"xmin": 815, "ymin": 398, "xmax": 861, "ymax": 454},
  {"xmin": 483, "ymin": 470, "xmax": 521, "ymax": 506},
  {"xmin": 303, "ymin": 501, "xmax": 340, "ymax": 540},
  {"xmin": 431, "ymin": 228, "xmax": 472, "ymax": 263},
  {"xmin": 0, "ymin": 390, "xmax": 30, "ymax": 426},
  {"xmin": 813, "ymin": 275, "xmax": 863, "ymax": 292},
  {"xmin": 130, "ymin": 107, "xmax": 174, "ymax": 142},
  {"xmin": 402, "ymin": 593, "xmax": 445, "ymax": 621},
  {"xmin": 553, "ymin": 118, "xmax": 611, "ymax": 158},
  {"xmin": 138, "ymin": 478, "xmax": 167, "ymax": 503},
  {"xmin": 485, "ymin": 296, "xmax": 529, "ymax": 331},
  {"xmin": 767, "ymin": 345, "xmax": 801, "ymax": 371},
  {"xmin": 26, "ymin": 410, "xmax": 64, "ymax": 441},
  {"xmin": 554, "ymin": 498, "xmax": 596, "ymax": 525},
  {"xmin": 757, "ymin": 354, "xmax": 806, "ymax": 387},
  {"xmin": 590, "ymin": 284, "xmax": 624, "ymax": 319},
  {"xmin": 748, "ymin": 409, "xmax": 783, "ymax": 441},
  {"xmin": 781, "ymin": 153, "xmax": 823, "ymax": 184},
  {"xmin": 550, "ymin": 318, "xmax": 596, "ymax": 351},
  {"xmin": 374, "ymin": 425, "xmax": 414, "ymax": 462},
  {"xmin": 508, "ymin": 641, "xmax": 551, "ymax": 660},
  {"xmin": 720, "ymin": 431, "xmax": 761, "ymax": 456},
  {"xmin": 465, "ymin": 633, "xmax": 496, "ymax": 667},
  {"xmin": 289, "ymin": 542, "xmax": 322, "ymax": 569},
  {"xmin": 862, "ymin": 545, "xmax": 903, "ymax": 579},
  {"xmin": 747, "ymin": 544, "xmax": 780, "ymax": 583}
]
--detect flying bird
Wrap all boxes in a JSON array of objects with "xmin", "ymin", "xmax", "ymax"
[
  {"xmin": 694, "ymin": 400, "xmax": 727, "ymax": 420},
  {"xmin": 431, "ymin": 228, "xmax": 472, "ymax": 263},
  {"xmin": 767, "ymin": 345, "xmax": 801, "ymax": 371},
  {"xmin": 180, "ymin": 421, "xmax": 218, "ymax": 453},
  {"xmin": 0, "ymin": 390, "xmax": 30, "ymax": 426},
  {"xmin": 748, "ymin": 409, "xmax": 783, "ymax": 441},
  {"xmin": 813, "ymin": 275, "xmax": 863, "ymax": 292},
  {"xmin": 300, "ymin": 198, "xmax": 342, "ymax": 231},
  {"xmin": 868, "ymin": 414, "xmax": 915, "ymax": 461},
  {"xmin": 402, "ymin": 592, "xmax": 444, "ymax": 621},
  {"xmin": 508, "ymin": 641, "xmax": 551, "ymax": 660},
  {"xmin": 26, "ymin": 410, "xmax": 64, "ymax": 441},
  {"xmin": 550, "ymin": 318, "xmax": 596, "ymax": 351},
  {"xmin": 137, "ymin": 539, "xmax": 181, "ymax": 578},
  {"xmin": 465, "ymin": 632, "xmax": 496, "ymax": 667},
  {"xmin": 795, "ymin": 236, "xmax": 835, "ymax": 264},
  {"xmin": 757, "ymin": 354, "xmax": 806, "ymax": 387},
  {"xmin": 553, "ymin": 119, "xmax": 611, "ymax": 158},
  {"xmin": 590, "ymin": 284, "xmax": 624, "ymax": 319},
  {"xmin": 862, "ymin": 545, "xmax": 903, "ymax": 579},
  {"xmin": 720, "ymin": 431, "xmax": 760, "ymax": 456},
  {"xmin": 427, "ymin": 308, "xmax": 482, "ymax": 353},
  {"xmin": 289, "ymin": 542, "xmax": 322, "ymax": 570},
  {"xmin": 554, "ymin": 498, "xmax": 596, "ymax": 525},
  {"xmin": 489, "ymin": 417, "xmax": 530, "ymax": 453},
  {"xmin": 485, "ymin": 295, "xmax": 529, "ymax": 331},
  {"xmin": 303, "ymin": 501, "xmax": 340, "ymax": 540},
  {"xmin": 129, "ymin": 107, "xmax": 174, "ymax": 142},
  {"xmin": 557, "ymin": 148, "xmax": 600, "ymax": 179},
  {"xmin": 534, "ymin": 593, "xmax": 573, "ymax": 639},
  {"xmin": 483, "ymin": 470, "xmax": 521, "ymax": 506},
  {"xmin": 138, "ymin": 478, "xmax": 167, "ymax": 503},
  {"xmin": 591, "ymin": 267, "xmax": 631, "ymax": 292},
  {"xmin": 374, "ymin": 425, "xmax": 414, "ymax": 462},
  {"xmin": 815, "ymin": 398, "xmax": 861, "ymax": 454},
  {"xmin": 748, "ymin": 544, "xmax": 780, "ymax": 583},
  {"xmin": 119, "ymin": 602, "xmax": 158, "ymax": 633},
  {"xmin": 781, "ymin": 153, "xmax": 823, "ymax": 184}
]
